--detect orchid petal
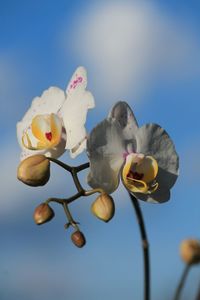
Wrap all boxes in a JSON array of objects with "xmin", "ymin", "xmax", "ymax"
[
  {"xmin": 135, "ymin": 123, "xmax": 179, "ymax": 202},
  {"xmin": 17, "ymin": 87, "xmax": 66, "ymax": 160},
  {"xmin": 87, "ymin": 119, "xmax": 125, "ymax": 194},
  {"xmin": 61, "ymin": 67, "xmax": 95, "ymax": 158},
  {"xmin": 23, "ymin": 87, "xmax": 65, "ymax": 123},
  {"xmin": 108, "ymin": 101, "xmax": 138, "ymax": 143}
]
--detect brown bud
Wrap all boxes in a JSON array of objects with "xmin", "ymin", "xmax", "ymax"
[
  {"xmin": 180, "ymin": 239, "xmax": 200, "ymax": 265},
  {"xmin": 91, "ymin": 193, "xmax": 115, "ymax": 222},
  {"xmin": 71, "ymin": 231, "xmax": 86, "ymax": 248},
  {"xmin": 33, "ymin": 203, "xmax": 55, "ymax": 225},
  {"xmin": 17, "ymin": 155, "xmax": 50, "ymax": 186}
]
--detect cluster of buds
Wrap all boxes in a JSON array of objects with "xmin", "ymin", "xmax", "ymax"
[{"xmin": 17, "ymin": 154, "xmax": 115, "ymax": 248}]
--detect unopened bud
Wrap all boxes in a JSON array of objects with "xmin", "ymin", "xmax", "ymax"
[
  {"xmin": 33, "ymin": 203, "xmax": 55, "ymax": 225},
  {"xmin": 91, "ymin": 193, "xmax": 115, "ymax": 222},
  {"xmin": 71, "ymin": 231, "xmax": 86, "ymax": 248},
  {"xmin": 180, "ymin": 239, "xmax": 200, "ymax": 265},
  {"xmin": 17, "ymin": 155, "xmax": 50, "ymax": 186}
]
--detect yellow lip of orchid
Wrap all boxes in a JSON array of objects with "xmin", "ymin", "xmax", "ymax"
[
  {"xmin": 22, "ymin": 113, "xmax": 62, "ymax": 151},
  {"xmin": 122, "ymin": 153, "xmax": 159, "ymax": 194}
]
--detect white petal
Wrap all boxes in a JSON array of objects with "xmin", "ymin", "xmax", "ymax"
[
  {"xmin": 66, "ymin": 66, "xmax": 87, "ymax": 96},
  {"xmin": 61, "ymin": 67, "xmax": 95, "ymax": 157},
  {"xmin": 17, "ymin": 87, "xmax": 66, "ymax": 159},
  {"xmin": 108, "ymin": 101, "xmax": 138, "ymax": 141},
  {"xmin": 87, "ymin": 119, "xmax": 125, "ymax": 194},
  {"xmin": 23, "ymin": 87, "xmax": 65, "ymax": 123}
]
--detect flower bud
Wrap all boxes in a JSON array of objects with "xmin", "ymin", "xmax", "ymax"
[
  {"xmin": 180, "ymin": 239, "xmax": 200, "ymax": 265},
  {"xmin": 17, "ymin": 155, "xmax": 50, "ymax": 186},
  {"xmin": 91, "ymin": 193, "xmax": 115, "ymax": 222},
  {"xmin": 33, "ymin": 203, "xmax": 55, "ymax": 225},
  {"xmin": 71, "ymin": 231, "xmax": 86, "ymax": 248}
]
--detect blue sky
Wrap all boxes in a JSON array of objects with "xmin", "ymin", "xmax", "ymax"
[{"xmin": 1, "ymin": 0, "xmax": 200, "ymax": 299}]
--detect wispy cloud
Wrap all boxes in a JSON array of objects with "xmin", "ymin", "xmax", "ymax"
[{"xmin": 63, "ymin": 0, "xmax": 200, "ymax": 104}]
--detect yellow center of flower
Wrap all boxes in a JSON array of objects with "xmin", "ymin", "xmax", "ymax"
[
  {"xmin": 22, "ymin": 113, "xmax": 62, "ymax": 150},
  {"xmin": 122, "ymin": 153, "xmax": 159, "ymax": 194}
]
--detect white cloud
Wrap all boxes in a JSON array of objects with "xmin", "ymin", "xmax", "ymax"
[{"xmin": 64, "ymin": 0, "xmax": 200, "ymax": 104}]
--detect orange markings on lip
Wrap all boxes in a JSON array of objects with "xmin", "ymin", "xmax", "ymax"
[{"xmin": 45, "ymin": 132, "xmax": 52, "ymax": 141}]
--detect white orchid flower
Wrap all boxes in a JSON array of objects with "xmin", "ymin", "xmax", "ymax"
[
  {"xmin": 87, "ymin": 102, "xmax": 179, "ymax": 203},
  {"xmin": 17, "ymin": 67, "xmax": 95, "ymax": 160}
]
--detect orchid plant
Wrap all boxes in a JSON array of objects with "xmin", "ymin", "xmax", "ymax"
[{"xmin": 17, "ymin": 67, "xmax": 179, "ymax": 300}]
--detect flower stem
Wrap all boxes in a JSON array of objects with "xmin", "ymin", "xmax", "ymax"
[
  {"xmin": 71, "ymin": 168, "xmax": 84, "ymax": 192},
  {"xmin": 173, "ymin": 264, "xmax": 191, "ymax": 300},
  {"xmin": 47, "ymin": 157, "xmax": 89, "ymax": 173},
  {"xmin": 47, "ymin": 157, "xmax": 72, "ymax": 172},
  {"xmin": 47, "ymin": 157, "xmax": 88, "ymax": 193},
  {"xmin": 75, "ymin": 162, "xmax": 90, "ymax": 172},
  {"xmin": 63, "ymin": 202, "xmax": 80, "ymax": 231},
  {"xmin": 129, "ymin": 193, "xmax": 150, "ymax": 300}
]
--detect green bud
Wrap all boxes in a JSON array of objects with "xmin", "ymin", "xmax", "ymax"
[
  {"xmin": 33, "ymin": 203, "xmax": 55, "ymax": 225},
  {"xmin": 91, "ymin": 193, "xmax": 115, "ymax": 222},
  {"xmin": 17, "ymin": 155, "xmax": 50, "ymax": 186}
]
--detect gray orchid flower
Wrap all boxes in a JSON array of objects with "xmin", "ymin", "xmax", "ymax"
[{"xmin": 87, "ymin": 102, "xmax": 179, "ymax": 203}]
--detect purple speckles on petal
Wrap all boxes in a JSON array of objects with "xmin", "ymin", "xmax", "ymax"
[{"xmin": 70, "ymin": 76, "xmax": 83, "ymax": 89}]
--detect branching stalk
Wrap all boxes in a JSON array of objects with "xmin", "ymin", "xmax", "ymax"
[
  {"xmin": 63, "ymin": 202, "xmax": 80, "ymax": 231},
  {"xmin": 47, "ymin": 157, "xmax": 72, "ymax": 172}
]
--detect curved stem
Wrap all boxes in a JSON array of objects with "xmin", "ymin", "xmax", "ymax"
[
  {"xmin": 84, "ymin": 188, "xmax": 105, "ymax": 196},
  {"xmin": 63, "ymin": 202, "xmax": 80, "ymax": 231},
  {"xmin": 47, "ymin": 158, "xmax": 89, "ymax": 173},
  {"xmin": 71, "ymin": 168, "xmax": 84, "ymax": 193},
  {"xmin": 46, "ymin": 197, "xmax": 64, "ymax": 205},
  {"xmin": 129, "ymin": 193, "xmax": 150, "ymax": 300},
  {"xmin": 75, "ymin": 162, "xmax": 90, "ymax": 172},
  {"xmin": 173, "ymin": 264, "xmax": 191, "ymax": 300},
  {"xmin": 47, "ymin": 157, "xmax": 89, "ymax": 193},
  {"xmin": 65, "ymin": 191, "xmax": 84, "ymax": 204},
  {"xmin": 47, "ymin": 157, "xmax": 72, "ymax": 172},
  {"xmin": 46, "ymin": 192, "xmax": 84, "ymax": 205}
]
